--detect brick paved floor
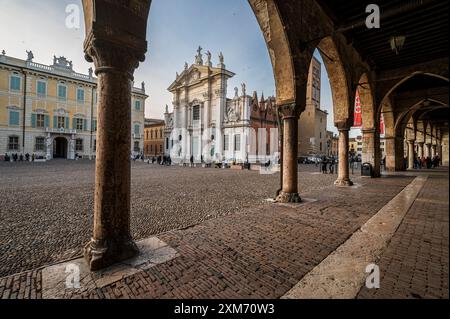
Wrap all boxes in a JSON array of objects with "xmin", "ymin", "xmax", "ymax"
[
  {"xmin": 1, "ymin": 172, "xmax": 416, "ymax": 299},
  {"xmin": 357, "ymin": 168, "xmax": 449, "ymax": 299}
]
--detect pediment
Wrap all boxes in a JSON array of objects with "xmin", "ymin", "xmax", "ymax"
[{"xmin": 168, "ymin": 64, "xmax": 235, "ymax": 91}]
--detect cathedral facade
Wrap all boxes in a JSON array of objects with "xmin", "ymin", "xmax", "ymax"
[{"xmin": 164, "ymin": 47, "xmax": 277, "ymax": 164}]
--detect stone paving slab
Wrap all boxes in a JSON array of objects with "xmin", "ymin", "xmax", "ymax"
[
  {"xmin": 357, "ymin": 171, "xmax": 449, "ymax": 299},
  {"xmin": 40, "ymin": 237, "xmax": 178, "ymax": 299},
  {"xmin": 282, "ymin": 176, "xmax": 428, "ymax": 299}
]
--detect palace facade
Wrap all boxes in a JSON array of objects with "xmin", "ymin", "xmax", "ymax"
[{"xmin": 0, "ymin": 51, "xmax": 147, "ymax": 160}]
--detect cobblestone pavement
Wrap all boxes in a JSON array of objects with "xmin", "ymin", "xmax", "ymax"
[
  {"xmin": 0, "ymin": 161, "xmax": 417, "ymax": 299},
  {"xmin": 358, "ymin": 168, "xmax": 449, "ymax": 299},
  {"xmin": 0, "ymin": 160, "xmax": 354, "ymax": 278}
]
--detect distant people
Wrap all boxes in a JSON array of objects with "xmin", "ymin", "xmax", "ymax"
[
  {"xmin": 421, "ymin": 157, "xmax": 426, "ymax": 169},
  {"xmin": 329, "ymin": 156, "xmax": 335, "ymax": 174},
  {"xmin": 321, "ymin": 156, "xmax": 328, "ymax": 174},
  {"xmin": 4, "ymin": 153, "xmax": 10, "ymax": 162},
  {"xmin": 25, "ymin": 153, "xmax": 30, "ymax": 161},
  {"xmin": 190, "ymin": 155, "xmax": 194, "ymax": 167},
  {"xmin": 425, "ymin": 156, "xmax": 430, "ymax": 169},
  {"xmin": 435, "ymin": 155, "xmax": 440, "ymax": 168},
  {"xmin": 19, "ymin": 154, "xmax": 23, "ymax": 161},
  {"xmin": 31, "ymin": 153, "xmax": 35, "ymax": 162}
]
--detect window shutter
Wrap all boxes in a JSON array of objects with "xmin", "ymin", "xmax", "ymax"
[
  {"xmin": 83, "ymin": 119, "xmax": 87, "ymax": 131},
  {"xmin": 73, "ymin": 118, "xmax": 77, "ymax": 130},
  {"xmin": 31, "ymin": 114, "xmax": 36, "ymax": 128},
  {"xmin": 44, "ymin": 115, "xmax": 50, "ymax": 128},
  {"xmin": 65, "ymin": 117, "xmax": 69, "ymax": 129},
  {"xmin": 53, "ymin": 116, "xmax": 57, "ymax": 128}
]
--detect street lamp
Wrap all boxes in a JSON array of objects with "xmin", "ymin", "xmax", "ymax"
[{"xmin": 390, "ymin": 35, "xmax": 406, "ymax": 55}]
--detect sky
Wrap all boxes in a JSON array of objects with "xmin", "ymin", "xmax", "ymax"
[{"xmin": 0, "ymin": 0, "xmax": 362, "ymax": 136}]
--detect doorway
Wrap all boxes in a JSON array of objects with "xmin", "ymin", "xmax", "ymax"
[{"xmin": 53, "ymin": 137, "xmax": 68, "ymax": 159}]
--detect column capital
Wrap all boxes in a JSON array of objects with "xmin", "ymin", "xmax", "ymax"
[
  {"xmin": 82, "ymin": 0, "xmax": 151, "ymax": 78},
  {"xmin": 84, "ymin": 39, "xmax": 143, "ymax": 80},
  {"xmin": 417, "ymin": 141, "xmax": 424, "ymax": 146},
  {"xmin": 277, "ymin": 102, "xmax": 299, "ymax": 119}
]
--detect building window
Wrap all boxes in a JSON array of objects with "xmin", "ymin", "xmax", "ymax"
[
  {"xmin": 234, "ymin": 134, "xmax": 241, "ymax": 152},
  {"xmin": 57, "ymin": 116, "xmax": 66, "ymax": 129},
  {"xmin": 35, "ymin": 137, "xmax": 45, "ymax": 151},
  {"xmin": 135, "ymin": 100, "xmax": 141, "ymax": 111},
  {"xmin": 151, "ymin": 130, "xmax": 153, "ymax": 139},
  {"xmin": 92, "ymin": 119, "xmax": 97, "ymax": 132},
  {"xmin": 9, "ymin": 110, "xmax": 20, "ymax": 126},
  {"xmin": 320, "ymin": 142, "xmax": 323, "ymax": 152},
  {"xmin": 57, "ymin": 84, "xmax": 67, "ymax": 100},
  {"xmin": 8, "ymin": 136, "xmax": 19, "ymax": 151},
  {"xmin": 193, "ymin": 105, "xmax": 200, "ymax": 121},
  {"xmin": 77, "ymin": 88, "xmax": 85, "ymax": 103},
  {"xmin": 166, "ymin": 138, "xmax": 169, "ymax": 149},
  {"xmin": 75, "ymin": 139, "xmax": 84, "ymax": 151},
  {"xmin": 134, "ymin": 141, "xmax": 140, "ymax": 152},
  {"xmin": 134, "ymin": 124, "xmax": 140, "ymax": 135},
  {"xmin": 160, "ymin": 144, "xmax": 163, "ymax": 152},
  {"xmin": 150, "ymin": 145, "xmax": 153, "ymax": 152},
  {"xmin": 75, "ymin": 118, "xmax": 84, "ymax": 130},
  {"xmin": 93, "ymin": 140, "xmax": 97, "ymax": 152},
  {"xmin": 36, "ymin": 114, "xmax": 45, "ymax": 128},
  {"xmin": 10, "ymin": 75, "xmax": 21, "ymax": 91},
  {"xmin": 37, "ymin": 81, "xmax": 47, "ymax": 97},
  {"xmin": 224, "ymin": 135, "xmax": 229, "ymax": 151}
]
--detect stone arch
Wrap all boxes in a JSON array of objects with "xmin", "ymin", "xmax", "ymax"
[
  {"xmin": 249, "ymin": 0, "xmax": 297, "ymax": 107},
  {"xmin": 317, "ymin": 36, "xmax": 354, "ymax": 128},
  {"xmin": 394, "ymin": 99, "xmax": 447, "ymax": 136},
  {"xmin": 378, "ymin": 72, "xmax": 449, "ymax": 116},
  {"xmin": 381, "ymin": 98, "xmax": 395, "ymax": 137},
  {"xmin": 358, "ymin": 72, "xmax": 376, "ymax": 130}
]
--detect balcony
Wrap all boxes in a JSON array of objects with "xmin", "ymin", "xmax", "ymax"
[{"xmin": 46, "ymin": 127, "xmax": 77, "ymax": 135}]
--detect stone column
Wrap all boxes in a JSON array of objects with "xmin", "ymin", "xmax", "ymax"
[
  {"xmin": 276, "ymin": 103, "xmax": 301, "ymax": 203},
  {"xmin": 335, "ymin": 128, "xmax": 353, "ymax": 186},
  {"xmin": 83, "ymin": 46, "xmax": 141, "ymax": 270},
  {"xmin": 81, "ymin": 0, "xmax": 150, "ymax": 270},
  {"xmin": 417, "ymin": 142, "xmax": 424, "ymax": 158},
  {"xmin": 407, "ymin": 140, "xmax": 415, "ymax": 169},
  {"xmin": 361, "ymin": 128, "xmax": 381, "ymax": 177}
]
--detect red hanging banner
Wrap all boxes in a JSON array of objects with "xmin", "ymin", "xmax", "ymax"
[
  {"xmin": 380, "ymin": 113, "xmax": 385, "ymax": 135},
  {"xmin": 353, "ymin": 90, "xmax": 362, "ymax": 127}
]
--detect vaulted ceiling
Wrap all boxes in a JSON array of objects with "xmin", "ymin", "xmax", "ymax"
[{"xmin": 317, "ymin": 0, "xmax": 449, "ymax": 71}]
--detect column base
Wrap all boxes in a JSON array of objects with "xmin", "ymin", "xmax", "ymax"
[
  {"xmin": 84, "ymin": 237, "xmax": 139, "ymax": 271},
  {"xmin": 275, "ymin": 191, "xmax": 302, "ymax": 203},
  {"xmin": 334, "ymin": 178, "xmax": 354, "ymax": 187}
]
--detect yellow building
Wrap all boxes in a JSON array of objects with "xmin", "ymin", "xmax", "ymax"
[
  {"xmin": 0, "ymin": 52, "xmax": 147, "ymax": 160},
  {"xmin": 144, "ymin": 118, "xmax": 165, "ymax": 157}
]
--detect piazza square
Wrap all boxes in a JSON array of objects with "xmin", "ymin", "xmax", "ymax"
[{"xmin": 0, "ymin": 0, "xmax": 448, "ymax": 312}]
